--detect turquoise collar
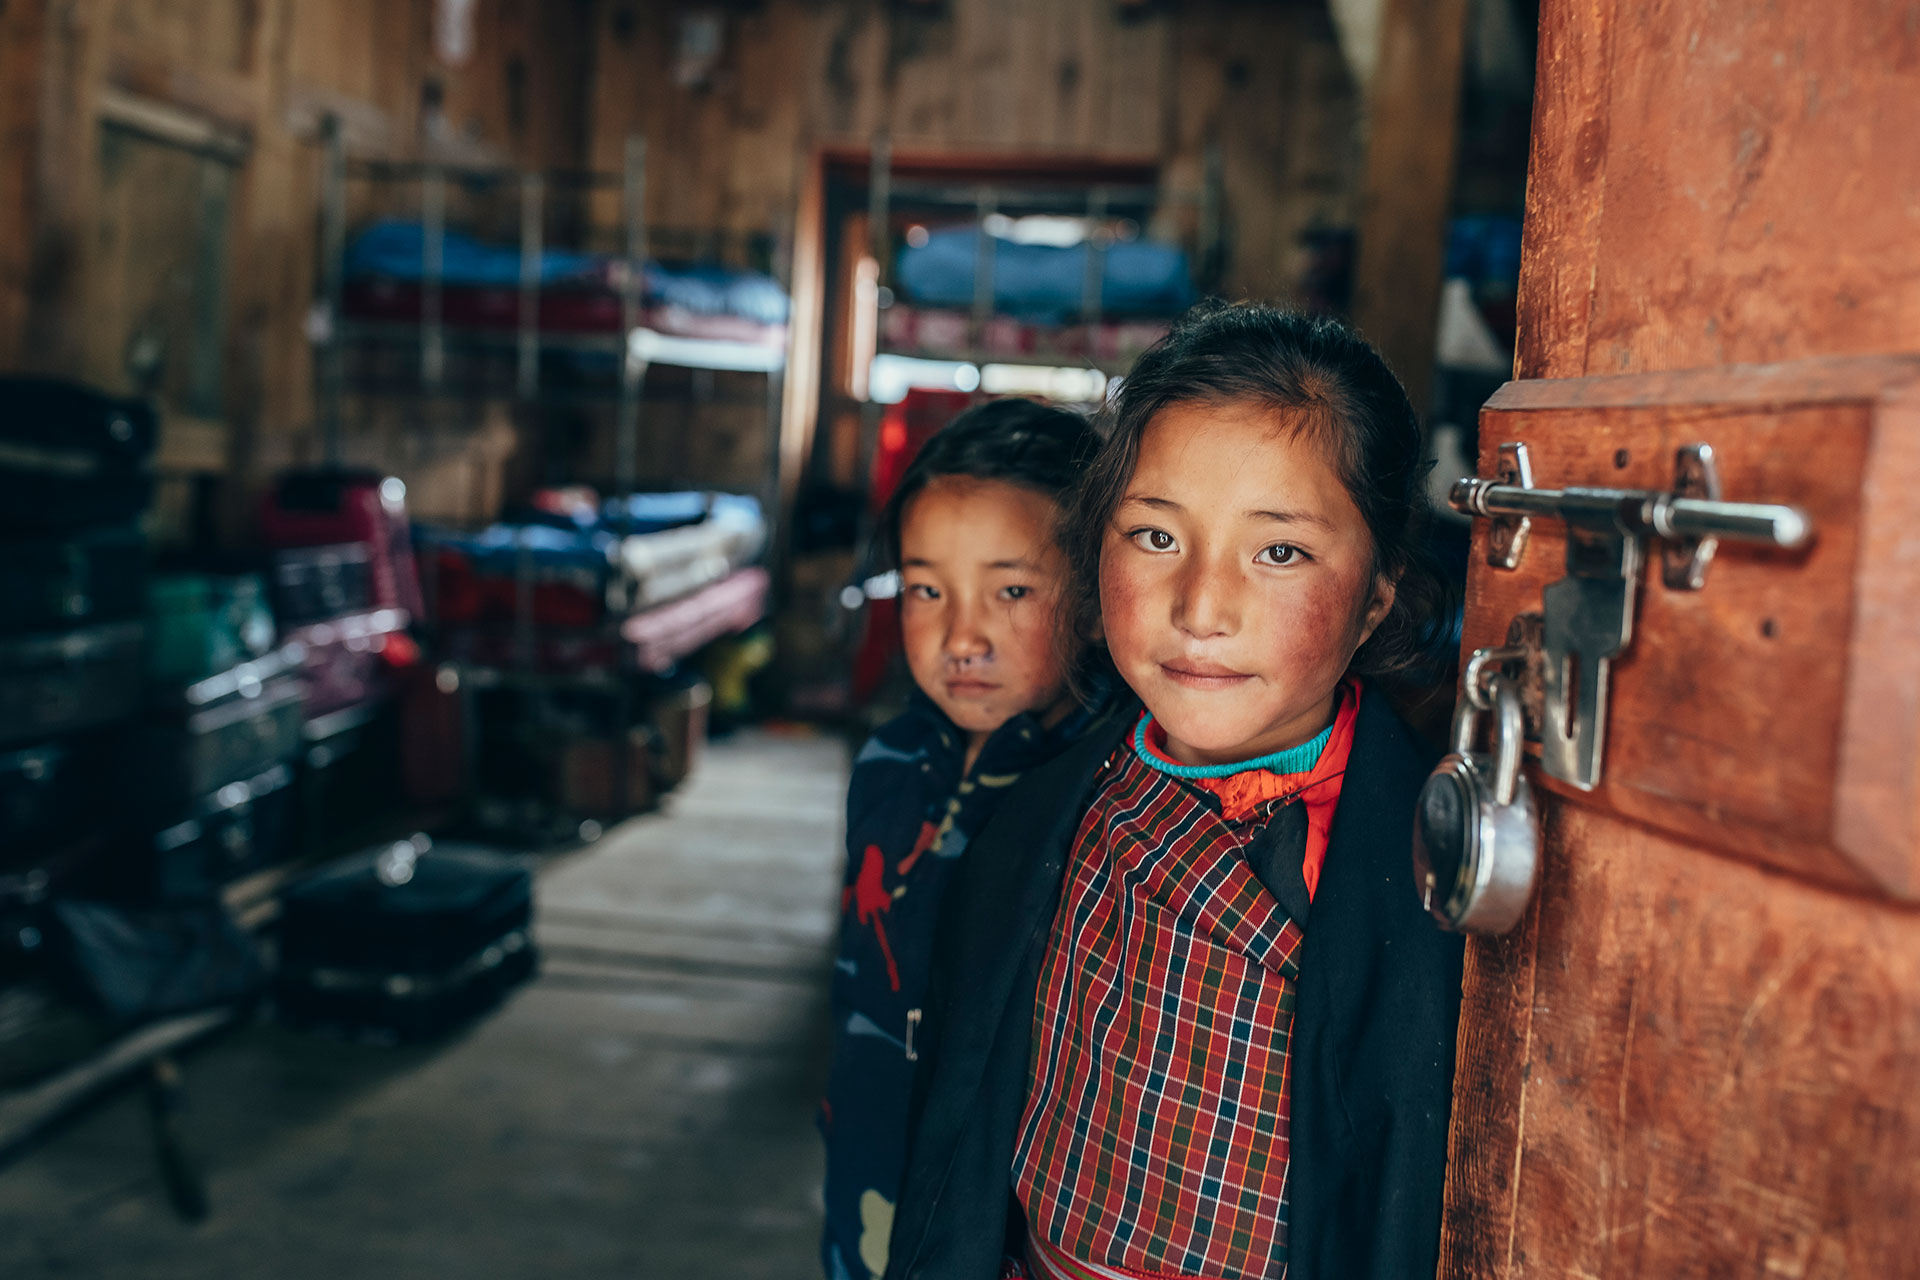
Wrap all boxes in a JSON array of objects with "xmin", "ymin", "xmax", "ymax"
[{"xmin": 1132, "ymin": 713, "xmax": 1333, "ymax": 780}]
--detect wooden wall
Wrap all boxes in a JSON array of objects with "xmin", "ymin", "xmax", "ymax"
[
  {"xmin": 0, "ymin": 0, "xmax": 594, "ymax": 522},
  {"xmin": 582, "ymin": 0, "xmax": 1362, "ymax": 308},
  {"xmin": 1, "ymin": 0, "xmax": 1368, "ymax": 521}
]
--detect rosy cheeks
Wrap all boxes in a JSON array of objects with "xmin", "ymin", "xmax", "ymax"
[
  {"xmin": 1095, "ymin": 547, "xmax": 1142, "ymax": 644},
  {"xmin": 1264, "ymin": 570, "xmax": 1370, "ymax": 681}
]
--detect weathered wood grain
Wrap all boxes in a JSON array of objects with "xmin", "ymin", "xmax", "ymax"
[
  {"xmin": 581, "ymin": 0, "xmax": 1362, "ymax": 305},
  {"xmin": 1444, "ymin": 0, "xmax": 1920, "ymax": 1274},
  {"xmin": 1508, "ymin": 805, "xmax": 1920, "ymax": 1276},
  {"xmin": 1512, "ymin": 0, "xmax": 1613, "ymax": 382},
  {"xmin": 1349, "ymin": 0, "xmax": 1470, "ymax": 413},
  {"xmin": 0, "ymin": 0, "xmax": 47, "ymax": 368}
]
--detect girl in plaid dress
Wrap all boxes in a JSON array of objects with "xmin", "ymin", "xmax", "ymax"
[
  {"xmin": 821, "ymin": 400, "xmax": 1110, "ymax": 1280},
  {"xmin": 886, "ymin": 303, "xmax": 1465, "ymax": 1280}
]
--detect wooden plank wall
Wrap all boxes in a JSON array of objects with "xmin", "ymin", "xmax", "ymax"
[
  {"xmin": 0, "ymin": 0, "xmax": 1365, "ymax": 513},
  {"xmin": 0, "ymin": 0, "xmax": 595, "ymax": 518},
  {"xmin": 1349, "ymin": 0, "xmax": 1471, "ymax": 415},
  {"xmin": 0, "ymin": 0, "xmax": 47, "ymax": 368},
  {"xmin": 581, "ymin": 0, "xmax": 1362, "ymax": 306}
]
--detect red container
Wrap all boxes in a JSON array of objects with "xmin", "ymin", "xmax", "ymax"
[{"xmin": 260, "ymin": 469, "xmax": 424, "ymax": 620}]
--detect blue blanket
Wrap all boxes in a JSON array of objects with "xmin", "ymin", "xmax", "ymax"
[
  {"xmin": 345, "ymin": 220, "xmax": 789, "ymax": 325},
  {"xmin": 421, "ymin": 492, "xmax": 766, "ymax": 572},
  {"xmin": 894, "ymin": 226, "xmax": 1195, "ymax": 320}
]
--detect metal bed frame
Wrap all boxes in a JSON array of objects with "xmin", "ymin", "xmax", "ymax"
[
  {"xmin": 311, "ymin": 124, "xmax": 785, "ymax": 829},
  {"xmin": 315, "ymin": 125, "xmax": 787, "ymax": 508}
]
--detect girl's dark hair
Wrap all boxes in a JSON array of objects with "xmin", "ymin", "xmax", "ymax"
[
  {"xmin": 875, "ymin": 397, "xmax": 1101, "ymax": 571},
  {"xmin": 1063, "ymin": 299, "xmax": 1455, "ymax": 681}
]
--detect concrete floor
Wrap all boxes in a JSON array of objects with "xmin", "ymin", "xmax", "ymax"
[{"xmin": 0, "ymin": 727, "xmax": 850, "ymax": 1279}]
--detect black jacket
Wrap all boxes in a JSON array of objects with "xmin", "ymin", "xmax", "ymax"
[{"xmin": 884, "ymin": 690, "xmax": 1465, "ymax": 1280}]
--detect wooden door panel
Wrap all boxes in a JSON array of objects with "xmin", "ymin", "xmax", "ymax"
[
  {"xmin": 1461, "ymin": 356, "xmax": 1920, "ymax": 898},
  {"xmin": 1445, "ymin": 804, "xmax": 1920, "ymax": 1277},
  {"xmin": 1513, "ymin": 0, "xmax": 1920, "ymax": 383},
  {"xmin": 1444, "ymin": 363, "xmax": 1920, "ymax": 1275},
  {"xmin": 1430, "ymin": 0, "xmax": 1920, "ymax": 1269}
]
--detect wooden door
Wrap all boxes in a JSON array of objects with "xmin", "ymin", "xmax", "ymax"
[{"xmin": 1439, "ymin": 2, "xmax": 1920, "ymax": 1275}]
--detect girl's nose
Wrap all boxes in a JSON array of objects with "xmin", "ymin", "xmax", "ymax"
[
  {"xmin": 1173, "ymin": 558, "xmax": 1237, "ymax": 639},
  {"xmin": 944, "ymin": 603, "xmax": 992, "ymax": 660}
]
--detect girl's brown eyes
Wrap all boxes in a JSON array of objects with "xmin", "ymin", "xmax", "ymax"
[{"xmin": 1126, "ymin": 527, "xmax": 1176, "ymax": 552}]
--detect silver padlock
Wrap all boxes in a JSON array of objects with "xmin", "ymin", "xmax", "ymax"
[{"xmin": 1412, "ymin": 671, "xmax": 1539, "ymax": 934}]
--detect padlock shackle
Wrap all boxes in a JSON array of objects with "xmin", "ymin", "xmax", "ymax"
[
  {"xmin": 1489, "ymin": 675, "xmax": 1525, "ymax": 807},
  {"xmin": 1450, "ymin": 699, "xmax": 1481, "ymax": 758}
]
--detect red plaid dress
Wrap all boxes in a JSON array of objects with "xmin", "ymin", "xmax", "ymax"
[{"xmin": 1012, "ymin": 687, "xmax": 1359, "ymax": 1280}]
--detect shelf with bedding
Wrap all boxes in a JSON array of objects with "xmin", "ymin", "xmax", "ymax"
[{"xmin": 312, "ymin": 129, "xmax": 789, "ymax": 507}]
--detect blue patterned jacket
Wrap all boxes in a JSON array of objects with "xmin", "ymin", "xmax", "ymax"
[{"xmin": 821, "ymin": 687, "xmax": 1108, "ymax": 1280}]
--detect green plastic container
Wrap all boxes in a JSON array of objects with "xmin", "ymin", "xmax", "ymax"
[{"xmin": 147, "ymin": 573, "xmax": 278, "ymax": 688}]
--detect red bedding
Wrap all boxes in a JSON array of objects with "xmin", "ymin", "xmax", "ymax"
[
  {"xmin": 880, "ymin": 306, "xmax": 1170, "ymax": 368},
  {"xmin": 343, "ymin": 279, "xmax": 787, "ymax": 347}
]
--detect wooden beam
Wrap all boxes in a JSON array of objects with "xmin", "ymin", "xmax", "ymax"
[
  {"xmin": 0, "ymin": 0, "xmax": 48, "ymax": 369},
  {"xmin": 775, "ymin": 148, "xmax": 828, "ymax": 570},
  {"xmin": 1348, "ymin": 0, "xmax": 1471, "ymax": 415},
  {"xmin": 105, "ymin": 43, "xmax": 261, "ymax": 133},
  {"xmin": 96, "ymin": 87, "xmax": 251, "ymax": 162}
]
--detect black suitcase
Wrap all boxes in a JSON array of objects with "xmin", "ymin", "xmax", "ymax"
[
  {"xmin": 295, "ymin": 697, "xmax": 400, "ymax": 855},
  {"xmin": 271, "ymin": 544, "xmax": 373, "ymax": 628},
  {"xmin": 0, "ymin": 622, "xmax": 146, "ymax": 748},
  {"xmin": 0, "ymin": 378, "xmax": 157, "ymax": 532},
  {"xmin": 0, "ymin": 731, "xmax": 128, "ymax": 867},
  {"xmin": 148, "ymin": 762, "xmax": 296, "ymax": 903},
  {"xmin": 0, "ymin": 525, "xmax": 148, "ymax": 634},
  {"xmin": 275, "ymin": 839, "xmax": 536, "ymax": 1039},
  {"xmin": 143, "ymin": 647, "xmax": 306, "ymax": 804}
]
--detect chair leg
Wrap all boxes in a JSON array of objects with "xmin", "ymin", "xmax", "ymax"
[{"xmin": 144, "ymin": 1055, "xmax": 210, "ymax": 1223}]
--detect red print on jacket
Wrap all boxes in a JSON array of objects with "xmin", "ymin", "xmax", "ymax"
[{"xmin": 845, "ymin": 845, "xmax": 902, "ymax": 992}]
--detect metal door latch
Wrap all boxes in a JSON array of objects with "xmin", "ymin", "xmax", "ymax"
[{"xmin": 1450, "ymin": 442, "xmax": 1812, "ymax": 791}]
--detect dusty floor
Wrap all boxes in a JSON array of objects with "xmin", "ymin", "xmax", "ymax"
[{"xmin": 0, "ymin": 727, "xmax": 849, "ymax": 1278}]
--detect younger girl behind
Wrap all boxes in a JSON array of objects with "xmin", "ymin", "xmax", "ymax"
[
  {"xmin": 822, "ymin": 398, "xmax": 1107, "ymax": 1280},
  {"xmin": 885, "ymin": 303, "xmax": 1464, "ymax": 1280}
]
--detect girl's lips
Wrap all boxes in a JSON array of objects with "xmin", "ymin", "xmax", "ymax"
[
  {"xmin": 944, "ymin": 678, "xmax": 1001, "ymax": 698},
  {"xmin": 1159, "ymin": 661, "xmax": 1253, "ymax": 689}
]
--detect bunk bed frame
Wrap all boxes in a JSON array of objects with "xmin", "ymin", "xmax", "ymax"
[
  {"xmin": 861, "ymin": 138, "xmax": 1223, "ymax": 382},
  {"xmin": 315, "ymin": 127, "xmax": 787, "ymax": 507},
  {"xmin": 849, "ymin": 139, "xmax": 1222, "ymax": 541},
  {"xmin": 312, "ymin": 126, "xmax": 782, "ymax": 833}
]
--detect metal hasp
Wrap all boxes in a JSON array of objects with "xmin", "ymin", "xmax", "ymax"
[
  {"xmin": 1450, "ymin": 444, "xmax": 1812, "ymax": 791},
  {"xmin": 1486, "ymin": 442, "xmax": 1536, "ymax": 569}
]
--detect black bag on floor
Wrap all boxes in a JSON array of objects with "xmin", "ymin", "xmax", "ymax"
[
  {"xmin": 274, "ymin": 838, "xmax": 536, "ymax": 1040},
  {"xmin": 45, "ymin": 898, "xmax": 266, "ymax": 1026}
]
